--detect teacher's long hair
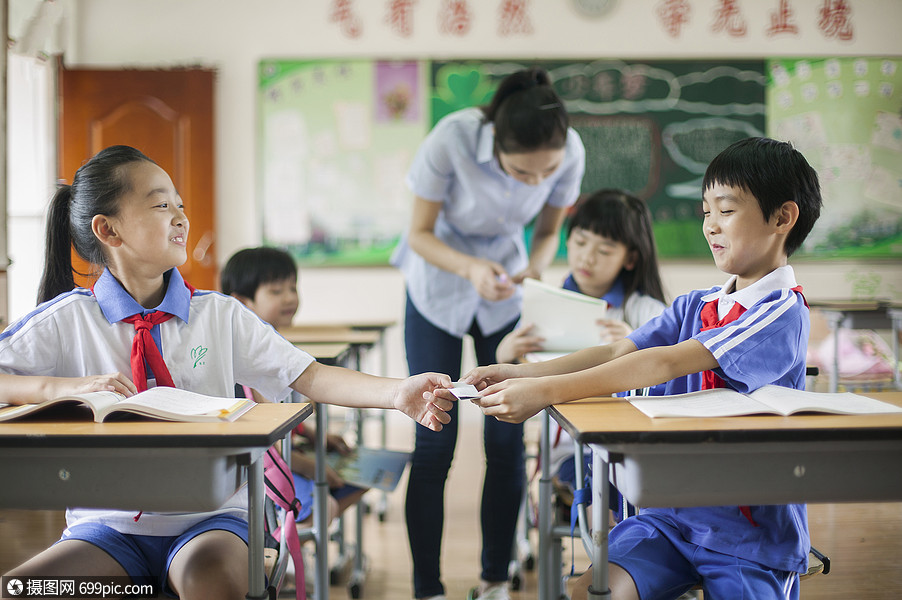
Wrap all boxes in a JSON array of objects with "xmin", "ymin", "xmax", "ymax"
[{"xmin": 481, "ymin": 67, "xmax": 569, "ymax": 154}]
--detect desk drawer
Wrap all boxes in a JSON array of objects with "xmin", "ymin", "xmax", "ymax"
[{"xmin": 0, "ymin": 447, "xmax": 246, "ymax": 511}]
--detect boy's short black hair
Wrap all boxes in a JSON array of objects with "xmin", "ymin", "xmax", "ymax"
[
  {"xmin": 220, "ymin": 246, "xmax": 297, "ymax": 298},
  {"xmin": 703, "ymin": 137, "xmax": 822, "ymax": 257}
]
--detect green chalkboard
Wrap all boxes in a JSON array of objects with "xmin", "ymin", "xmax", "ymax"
[{"xmin": 430, "ymin": 60, "xmax": 767, "ymax": 258}]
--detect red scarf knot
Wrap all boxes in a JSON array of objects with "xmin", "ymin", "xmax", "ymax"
[{"xmin": 122, "ymin": 310, "xmax": 176, "ymax": 393}]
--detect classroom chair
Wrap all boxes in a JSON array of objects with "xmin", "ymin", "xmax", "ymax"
[{"xmin": 509, "ymin": 434, "xmax": 540, "ymax": 590}]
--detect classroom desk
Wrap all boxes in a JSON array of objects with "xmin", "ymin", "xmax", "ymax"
[
  {"xmin": 303, "ymin": 341, "xmax": 352, "ymax": 600},
  {"xmin": 0, "ymin": 402, "xmax": 310, "ymax": 600},
  {"xmin": 808, "ymin": 299, "xmax": 902, "ymax": 392},
  {"xmin": 540, "ymin": 392, "xmax": 902, "ymax": 600}
]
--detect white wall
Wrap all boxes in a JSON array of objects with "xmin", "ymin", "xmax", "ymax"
[{"xmin": 6, "ymin": 1, "xmax": 902, "ymax": 372}]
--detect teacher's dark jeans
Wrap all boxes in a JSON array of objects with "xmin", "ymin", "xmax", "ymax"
[{"xmin": 404, "ymin": 295, "xmax": 524, "ymax": 598}]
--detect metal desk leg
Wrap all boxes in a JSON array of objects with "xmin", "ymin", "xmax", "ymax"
[
  {"xmin": 890, "ymin": 309, "xmax": 902, "ymax": 390},
  {"xmin": 347, "ymin": 408, "xmax": 366, "ymax": 597},
  {"xmin": 247, "ymin": 456, "xmax": 267, "ymax": 600},
  {"xmin": 314, "ymin": 403, "xmax": 330, "ymax": 600},
  {"xmin": 538, "ymin": 411, "xmax": 554, "ymax": 600},
  {"xmin": 588, "ymin": 448, "xmax": 611, "ymax": 600},
  {"xmin": 377, "ymin": 328, "xmax": 389, "ymax": 521},
  {"xmin": 822, "ymin": 310, "xmax": 843, "ymax": 393}
]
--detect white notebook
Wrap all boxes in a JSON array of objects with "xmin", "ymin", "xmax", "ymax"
[{"xmin": 520, "ymin": 278, "xmax": 608, "ymax": 352}]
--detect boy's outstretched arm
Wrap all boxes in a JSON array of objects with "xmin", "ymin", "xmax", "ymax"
[
  {"xmin": 463, "ymin": 338, "xmax": 639, "ymax": 389},
  {"xmin": 291, "ymin": 363, "xmax": 454, "ymax": 431},
  {"xmin": 472, "ymin": 339, "xmax": 717, "ymax": 423}
]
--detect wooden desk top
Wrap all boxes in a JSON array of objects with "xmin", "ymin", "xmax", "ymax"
[
  {"xmin": 0, "ymin": 402, "xmax": 311, "ymax": 449},
  {"xmin": 550, "ymin": 392, "xmax": 902, "ymax": 446},
  {"xmin": 303, "ymin": 341, "xmax": 352, "ymax": 365},
  {"xmin": 292, "ymin": 319, "xmax": 396, "ymax": 332},
  {"xmin": 808, "ymin": 299, "xmax": 902, "ymax": 311},
  {"xmin": 279, "ymin": 325, "xmax": 382, "ymax": 346}
]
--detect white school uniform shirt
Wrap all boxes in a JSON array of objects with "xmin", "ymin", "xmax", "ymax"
[
  {"xmin": 0, "ymin": 268, "xmax": 315, "ymax": 535},
  {"xmin": 392, "ymin": 107, "xmax": 586, "ymax": 337}
]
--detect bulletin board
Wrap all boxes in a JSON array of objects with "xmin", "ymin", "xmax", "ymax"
[
  {"xmin": 257, "ymin": 59, "xmax": 428, "ymax": 265},
  {"xmin": 767, "ymin": 57, "xmax": 902, "ymax": 259},
  {"xmin": 258, "ymin": 57, "xmax": 900, "ymax": 264}
]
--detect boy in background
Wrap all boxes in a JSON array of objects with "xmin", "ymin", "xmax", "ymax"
[
  {"xmin": 461, "ymin": 137, "xmax": 823, "ymax": 600},
  {"xmin": 221, "ymin": 246, "xmax": 367, "ymax": 526}
]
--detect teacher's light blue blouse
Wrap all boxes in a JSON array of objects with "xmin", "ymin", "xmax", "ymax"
[{"xmin": 392, "ymin": 107, "xmax": 585, "ymax": 337}]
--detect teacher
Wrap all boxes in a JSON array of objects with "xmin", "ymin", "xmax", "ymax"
[{"xmin": 392, "ymin": 67, "xmax": 585, "ymax": 600}]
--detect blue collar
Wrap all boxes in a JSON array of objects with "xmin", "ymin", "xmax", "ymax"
[
  {"xmin": 563, "ymin": 273, "xmax": 625, "ymax": 308},
  {"xmin": 94, "ymin": 268, "xmax": 191, "ymax": 324}
]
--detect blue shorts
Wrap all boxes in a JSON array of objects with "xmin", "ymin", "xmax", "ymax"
[
  {"xmin": 59, "ymin": 515, "xmax": 248, "ymax": 598},
  {"xmin": 292, "ymin": 473, "xmax": 363, "ymax": 522},
  {"xmin": 608, "ymin": 513, "xmax": 800, "ymax": 600}
]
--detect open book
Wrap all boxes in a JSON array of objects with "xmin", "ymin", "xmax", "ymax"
[
  {"xmin": 521, "ymin": 278, "xmax": 607, "ymax": 352},
  {"xmin": 0, "ymin": 386, "xmax": 256, "ymax": 423},
  {"xmin": 327, "ymin": 447, "xmax": 412, "ymax": 492},
  {"xmin": 628, "ymin": 385, "xmax": 902, "ymax": 418}
]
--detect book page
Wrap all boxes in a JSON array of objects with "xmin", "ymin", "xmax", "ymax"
[
  {"xmin": 629, "ymin": 389, "xmax": 777, "ymax": 418},
  {"xmin": 71, "ymin": 391, "xmax": 123, "ymax": 413},
  {"xmin": 525, "ymin": 351, "xmax": 569, "ymax": 363},
  {"xmin": 521, "ymin": 278, "xmax": 607, "ymax": 352},
  {"xmin": 112, "ymin": 387, "xmax": 249, "ymax": 418},
  {"xmin": 0, "ymin": 392, "xmax": 120, "ymax": 423},
  {"xmin": 327, "ymin": 447, "xmax": 412, "ymax": 492},
  {"xmin": 0, "ymin": 403, "xmax": 43, "ymax": 422},
  {"xmin": 749, "ymin": 385, "xmax": 902, "ymax": 415}
]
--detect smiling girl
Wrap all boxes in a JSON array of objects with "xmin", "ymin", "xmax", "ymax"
[{"xmin": 2, "ymin": 145, "xmax": 453, "ymax": 600}]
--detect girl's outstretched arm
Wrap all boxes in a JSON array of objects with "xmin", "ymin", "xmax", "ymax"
[
  {"xmin": 471, "ymin": 339, "xmax": 717, "ymax": 423},
  {"xmin": 0, "ymin": 373, "xmax": 138, "ymax": 405},
  {"xmin": 291, "ymin": 363, "xmax": 454, "ymax": 431}
]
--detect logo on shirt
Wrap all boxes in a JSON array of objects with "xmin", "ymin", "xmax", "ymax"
[{"xmin": 191, "ymin": 345, "xmax": 208, "ymax": 368}]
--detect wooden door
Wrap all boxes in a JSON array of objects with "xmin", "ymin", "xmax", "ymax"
[{"xmin": 59, "ymin": 67, "xmax": 217, "ymax": 290}]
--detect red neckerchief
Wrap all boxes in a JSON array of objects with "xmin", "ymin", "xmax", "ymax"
[{"xmin": 92, "ymin": 279, "xmax": 196, "ymax": 393}]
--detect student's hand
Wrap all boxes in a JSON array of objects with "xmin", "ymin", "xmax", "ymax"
[
  {"xmin": 39, "ymin": 373, "xmax": 138, "ymax": 403},
  {"xmin": 291, "ymin": 452, "xmax": 317, "ymax": 480},
  {"xmin": 467, "ymin": 259, "xmax": 515, "ymax": 302},
  {"xmin": 325, "ymin": 465, "xmax": 347, "ymax": 489},
  {"xmin": 460, "ymin": 362, "xmax": 523, "ymax": 391},
  {"xmin": 325, "ymin": 433, "xmax": 352, "ymax": 456},
  {"xmin": 596, "ymin": 318, "xmax": 633, "ymax": 343},
  {"xmin": 496, "ymin": 324, "xmax": 545, "ymax": 363},
  {"xmin": 471, "ymin": 377, "xmax": 555, "ymax": 423},
  {"xmin": 394, "ymin": 372, "xmax": 455, "ymax": 431},
  {"xmin": 510, "ymin": 265, "xmax": 541, "ymax": 284}
]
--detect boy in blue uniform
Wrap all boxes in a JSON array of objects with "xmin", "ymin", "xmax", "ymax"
[{"xmin": 457, "ymin": 137, "xmax": 823, "ymax": 600}]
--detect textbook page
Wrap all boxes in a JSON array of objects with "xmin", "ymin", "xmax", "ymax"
[
  {"xmin": 525, "ymin": 351, "xmax": 569, "ymax": 362},
  {"xmin": 748, "ymin": 385, "xmax": 902, "ymax": 415},
  {"xmin": 628, "ymin": 389, "xmax": 775, "ymax": 418},
  {"xmin": 328, "ymin": 447, "xmax": 412, "ymax": 492},
  {"xmin": 0, "ymin": 387, "xmax": 254, "ymax": 423},
  {"xmin": 629, "ymin": 386, "xmax": 902, "ymax": 418},
  {"xmin": 521, "ymin": 278, "xmax": 607, "ymax": 352},
  {"xmin": 101, "ymin": 387, "xmax": 255, "ymax": 422}
]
